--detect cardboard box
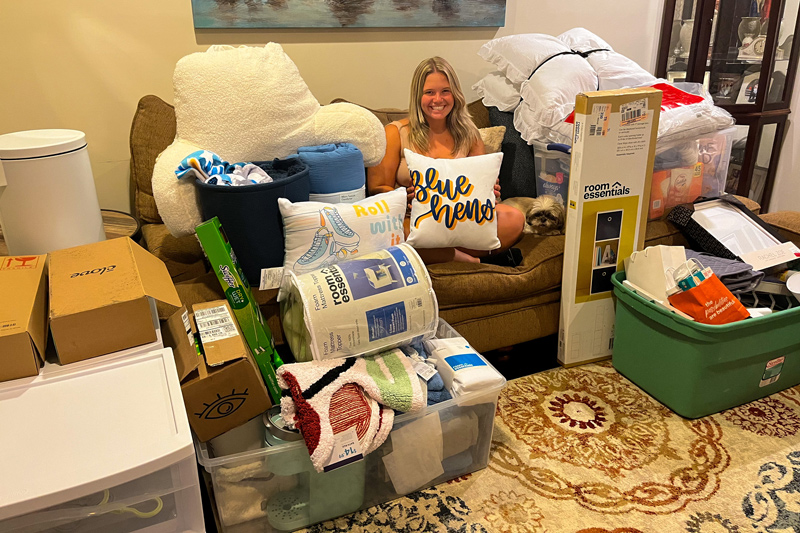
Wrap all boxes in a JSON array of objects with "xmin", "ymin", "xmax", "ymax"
[
  {"xmin": 49, "ymin": 237, "xmax": 181, "ymax": 365},
  {"xmin": 195, "ymin": 217, "xmax": 281, "ymax": 402},
  {"xmin": 162, "ymin": 305, "xmax": 201, "ymax": 382},
  {"xmin": 166, "ymin": 300, "xmax": 272, "ymax": 442},
  {"xmin": 0, "ymin": 255, "xmax": 48, "ymax": 382},
  {"xmin": 558, "ymin": 87, "xmax": 662, "ymax": 366}
]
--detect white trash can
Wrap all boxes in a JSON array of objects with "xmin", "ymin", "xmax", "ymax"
[{"xmin": 0, "ymin": 130, "xmax": 105, "ymax": 255}]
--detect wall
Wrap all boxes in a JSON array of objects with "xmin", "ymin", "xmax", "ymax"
[
  {"xmin": 769, "ymin": 0, "xmax": 800, "ymax": 212},
  {"xmin": 0, "ymin": 0, "xmax": 727, "ymax": 215}
]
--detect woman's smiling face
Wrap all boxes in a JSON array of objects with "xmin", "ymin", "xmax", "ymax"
[{"xmin": 420, "ymin": 71, "xmax": 454, "ymax": 123}]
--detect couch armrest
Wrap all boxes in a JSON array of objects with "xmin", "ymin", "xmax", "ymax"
[
  {"xmin": 760, "ymin": 211, "xmax": 800, "ymax": 248},
  {"xmin": 141, "ymin": 223, "xmax": 208, "ymax": 283}
]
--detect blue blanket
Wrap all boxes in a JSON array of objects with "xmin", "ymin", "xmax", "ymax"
[{"xmin": 297, "ymin": 143, "xmax": 365, "ymax": 194}]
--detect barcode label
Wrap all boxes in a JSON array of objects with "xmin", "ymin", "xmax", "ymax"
[
  {"xmin": 589, "ymin": 103, "xmax": 610, "ymax": 136},
  {"xmin": 620, "ymin": 99, "xmax": 647, "ymax": 125},
  {"xmin": 195, "ymin": 305, "xmax": 238, "ymax": 344},
  {"xmin": 194, "ymin": 306, "xmax": 229, "ymax": 319},
  {"xmin": 181, "ymin": 310, "xmax": 193, "ymax": 345}
]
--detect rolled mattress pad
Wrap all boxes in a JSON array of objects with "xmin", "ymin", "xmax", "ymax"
[{"xmin": 281, "ymin": 243, "xmax": 438, "ymax": 362}]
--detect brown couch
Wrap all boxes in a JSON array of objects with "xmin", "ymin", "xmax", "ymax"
[{"xmin": 130, "ymin": 95, "xmax": 800, "ymax": 353}]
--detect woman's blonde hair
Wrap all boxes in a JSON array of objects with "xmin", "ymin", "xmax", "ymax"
[{"xmin": 408, "ymin": 56, "xmax": 479, "ymax": 156}]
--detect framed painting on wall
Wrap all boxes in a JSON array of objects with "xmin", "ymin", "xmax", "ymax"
[{"xmin": 191, "ymin": 0, "xmax": 507, "ymax": 28}]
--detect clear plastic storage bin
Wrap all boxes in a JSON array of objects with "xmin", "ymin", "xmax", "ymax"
[
  {"xmin": 532, "ymin": 141, "xmax": 570, "ymax": 207},
  {"xmin": 649, "ymin": 127, "xmax": 735, "ymax": 219},
  {"xmin": 196, "ymin": 320, "xmax": 506, "ymax": 532}
]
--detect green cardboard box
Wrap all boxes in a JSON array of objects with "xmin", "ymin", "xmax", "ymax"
[{"xmin": 195, "ymin": 217, "xmax": 282, "ymax": 402}]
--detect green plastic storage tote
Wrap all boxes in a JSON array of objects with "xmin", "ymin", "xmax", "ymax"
[{"xmin": 611, "ymin": 271, "xmax": 800, "ymax": 418}]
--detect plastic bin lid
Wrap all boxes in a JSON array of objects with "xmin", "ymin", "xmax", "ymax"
[
  {"xmin": 0, "ymin": 129, "xmax": 86, "ymax": 160},
  {"xmin": 0, "ymin": 348, "xmax": 193, "ymax": 520}
]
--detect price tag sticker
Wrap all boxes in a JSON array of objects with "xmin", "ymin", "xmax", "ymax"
[
  {"xmin": 413, "ymin": 360, "xmax": 438, "ymax": 382},
  {"xmin": 589, "ymin": 103, "xmax": 611, "ymax": 137},
  {"xmin": 260, "ymin": 267, "xmax": 284, "ymax": 290},
  {"xmin": 323, "ymin": 427, "xmax": 364, "ymax": 472}
]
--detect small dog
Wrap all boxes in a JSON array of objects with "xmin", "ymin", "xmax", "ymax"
[{"xmin": 503, "ymin": 195, "xmax": 566, "ymax": 236}]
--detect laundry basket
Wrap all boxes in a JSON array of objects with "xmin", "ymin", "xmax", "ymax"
[{"xmin": 196, "ymin": 157, "xmax": 310, "ymax": 285}]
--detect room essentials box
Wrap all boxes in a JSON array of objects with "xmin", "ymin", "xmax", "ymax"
[
  {"xmin": 195, "ymin": 217, "xmax": 281, "ymax": 402},
  {"xmin": 0, "ymin": 254, "xmax": 48, "ymax": 382},
  {"xmin": 558, "ymin": 87, "xmax": 662, "ymax": 367},
  {"xmin": 195, "ymin": 320, "xmax": 505, "ymax": 532},
  {"xmin": 49, "ymin": 237, "xmax": 181, "ymax": 364},
  {"xmin": 611, "ymin": 271, "xmax": 800, "ymax": 418},
  {"xmin": 0, "ymin": 348, "xmax": 205, "ymax": 532},
  {"xmin": 165, "ymin": 300, "xmax": 272, "ymax": 442}
]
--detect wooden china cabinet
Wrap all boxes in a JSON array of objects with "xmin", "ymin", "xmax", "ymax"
[{"xmin": 656, "ymin": 0, "xmax": 800, "ymax": 210}]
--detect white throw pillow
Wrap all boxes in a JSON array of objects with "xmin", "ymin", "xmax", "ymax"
[
  {"xmin": 278, "ymin": 188, "xmax": 407, "ymax": 297},
  {"xmin": 405, "ymin": 149, "xmax": 502, "ymax": 251},
  {"xmin": 478, "ymin": 33, "xmax": 572, "ymax": 85},
  {"xmin": 472, "ymin": 72, "xmax": 521, "ymax": 112}
]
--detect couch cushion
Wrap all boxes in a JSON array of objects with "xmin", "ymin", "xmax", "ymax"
[
  {"xmin": 760, "ymin": 211, "xmax": 800, "ymax": 248},
  {"xmin": 429, "ymin": 195, "xmax": 762, "ymax": 310},
  {"xmin": 130, "ymin": 95, "xmax": 177, "ymax": 224},
  {"xmin": 141, "ymin": 223, "xmax": 207, "ymax": 284}
]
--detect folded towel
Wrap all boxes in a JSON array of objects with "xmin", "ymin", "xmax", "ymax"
[
  {"xmin": 297, "ymin": 143, "xmax": 365, "ymax": 194},
  {"xmin": 277, "ymin": 349, "xmax": 424, "ymax": 472}
]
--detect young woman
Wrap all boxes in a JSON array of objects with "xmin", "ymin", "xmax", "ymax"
[{"xmin": 367, "ymin": 56, "xmax": 524, "ymax": 264}]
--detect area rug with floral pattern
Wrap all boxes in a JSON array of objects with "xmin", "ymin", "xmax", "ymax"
[{"xmin": 303, "ymin": 360, "xmax": 800, "ymax": 533}]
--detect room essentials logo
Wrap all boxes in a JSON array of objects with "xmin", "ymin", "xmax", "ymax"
[{"xmin": 583, "ymin": 181, "xmax": 630, "ymax": 200}]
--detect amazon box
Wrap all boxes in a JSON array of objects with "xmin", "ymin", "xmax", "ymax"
[
  {"xmin": 49, "ymin": 237, "xmax": 181, "ymax": 364},
  {"xmin": 169, "ymin": 300, "xmax": 272, "ymax": 442},
  {"xmin": 0, "ymin": 255, "xmax": 48, "ymax": 382}
]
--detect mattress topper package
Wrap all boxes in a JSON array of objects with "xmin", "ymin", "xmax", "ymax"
[{"xmin": 281, "ymin": 243, "xmax": 438, "ymax": 362}]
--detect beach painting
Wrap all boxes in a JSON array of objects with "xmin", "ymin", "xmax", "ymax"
[{"xmin": 191, "ymin": 0, "xmax": 506, "ymax": 28}]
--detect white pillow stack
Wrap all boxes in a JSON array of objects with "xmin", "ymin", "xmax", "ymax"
[{"xmin": 473, "ymin": 28, "xmax": 733, "ymax": 149}]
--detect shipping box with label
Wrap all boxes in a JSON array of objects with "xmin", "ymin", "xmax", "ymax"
[
  {"xmin": 165, "ymin": 300, "xmax": 272, "ymax": 442},
  {"xmin": 49, "ymin": 237, "xmax": 181, "ymax": 365},
  {"xmin": 162, "ymin": 305, "xmax": 201, "ymax": 382},
  {"xmin": 0, "ymin": 255, "xmax": 48, "ymax": 382},
  {"xmin": 195, "ymin": 217, "xmax": 281, "ymax": 402},
  {"xmin": 558, "ymin": 88, "xmax": 662, "ymax": 366}
]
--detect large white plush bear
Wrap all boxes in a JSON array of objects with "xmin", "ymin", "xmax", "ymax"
[{"xmin": 152, "ymin": 44, "xmax": 386, "ymax": 237}]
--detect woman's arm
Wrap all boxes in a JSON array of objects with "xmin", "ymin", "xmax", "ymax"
[
  {"xmin": 367, "ymin": 124, "xmax": 402, "ymax": 196},
  {"xmin": 468, "ymin": 134, "xmax": 486, "ymax": 157}
]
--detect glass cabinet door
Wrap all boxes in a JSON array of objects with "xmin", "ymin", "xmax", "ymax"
[
  {"xmin": 703, "ymin": 0, "xmax": 797, "ymax": 107},
  {"xmin": 665, "ymin": 0, "xmax": 701, "ymax": 83},
  {"xmin": 767, "ymin": 0, "xmax": 798, "ymax": 104}
]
